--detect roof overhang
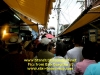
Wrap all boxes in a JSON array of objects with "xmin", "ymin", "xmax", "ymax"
[
  {"xmin": 3, "ymin": 0, "xmax": 55, "ymax": 27},
  {"xmin": 60, "ymin": 5, "xmax": 100, "ymax": 36}
]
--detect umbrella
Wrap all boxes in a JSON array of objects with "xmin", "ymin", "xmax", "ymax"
[
  {"xmin": 32, "ymin": 30, "xmax": 38, "ymax": 40},
  {"xmin": 52, "ymin": 37, "xmax": 57, "ymax": 42},
  {"xmin": 41, "ymin": 38, "xmax": 51, "ymax": 45},
  {"xmin": 45, "ymin": 34, "xmax": 54, "ymax": 39}
]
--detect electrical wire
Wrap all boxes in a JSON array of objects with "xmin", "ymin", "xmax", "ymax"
[
  {"xmin": 69, "ymin": 4, "xmax": 82, "ymax": 15},
  {"xmin": 61, "ymin": 0, "xmax": 70, "ymax": 11},
  {"xmin": 53, "ymin": 0, "xmax": 72, "ymax": 24},
  {"xmin": 69, "ymin": 1, "xmax": 78, "ymax": 12},
  {"xmin": 60, "ymin": 0, "xmax": 76, "ymax": 23},
  {"xmin": 52, "ymin": 0, "xmax": 81, "ymax": 26},
  {"xmin": 60, "ymin": 0, "xmax": 66, "ymax": 6},
  {"xmin": 61, "ymin": 0, "xmax": 69, "ymax": 6},
  {"xmin": 63, "ymin": 0, "xmax": 74, "ymax": 13},
  {"xmin": 67, "ymin": 0, "xmax": 76, "ymax": 23},
  {"xmin": 60, "ymin": 11, "xmax": 70, "ymax": 24},
  {"xmin": 52, "ymin": 0, "xmax": 84, "ymax": 30},
  {"xmin": 61, "ymin": 1, "xmax": 82, "ymax": 20},
  {"xmin": 53, "ymin": 0, "xmax": 59, "ymax": 10}
]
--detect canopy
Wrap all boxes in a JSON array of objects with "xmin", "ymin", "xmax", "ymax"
[
  {"xmin": 60, "ymin": 5, "xmax": 100, "ymax": 36},
  {"xmin": 3, "ymin": 0, "xmax": 55, "ymax": 27}
]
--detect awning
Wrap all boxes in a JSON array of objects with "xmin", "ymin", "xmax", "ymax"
[
  {"xmin": 60, "ymin": 5, "xmax": 100, "ymax": 36},
  {"xmin": 3, "ymin": 0, "xmax": 55, "ymax": 27},
  {"xmin": 18, "ymin": 14, "xmax": 39, "ymax": 32}
]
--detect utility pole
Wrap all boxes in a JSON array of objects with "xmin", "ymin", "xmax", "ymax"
[
  {"xmin": 57, "ymin": 0, "xmax": 61, "ymax": 41},
  {"xmin": 85, "ymin": 0, "xmax": 87, "ymax": 9}
]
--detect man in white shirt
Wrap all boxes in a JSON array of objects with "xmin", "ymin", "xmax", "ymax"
[
  {"xmin": 47, "ymin": 42, "xmax": 72, "ymax": 75},
  {"xmin": 66, "ymin": 37, "xmax": 83, "ymax": 75}
]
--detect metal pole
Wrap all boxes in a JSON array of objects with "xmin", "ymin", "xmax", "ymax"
[
  {"xmin": 57, "ymin": 0, "xmax": 61, "ymax": 41},
  {"xmin": 85, "ymin": 0, "xmax": 87, "ymax": 9}
]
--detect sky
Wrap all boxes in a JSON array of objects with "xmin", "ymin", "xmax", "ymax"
[{"xmin": 48, "ymin": 0, "xmax": 85, "ymax": 35}]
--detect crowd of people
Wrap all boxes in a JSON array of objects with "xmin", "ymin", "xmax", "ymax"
[
  {"xmin": 39, "ymin": 27, "xmax": 55, "ymax": 41},
  {"xmin": 0, "ymin": 35, "xmax": 100, "ymax": 75}
]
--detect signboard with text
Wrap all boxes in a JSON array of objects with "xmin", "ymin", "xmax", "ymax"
[
  {"xmin": 89, "ymin": 29, "xmax": 97, "ymax": 42},
  {"xmin": 20, "ymin": 26, "xmax": 29, "ymax": 30}
]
